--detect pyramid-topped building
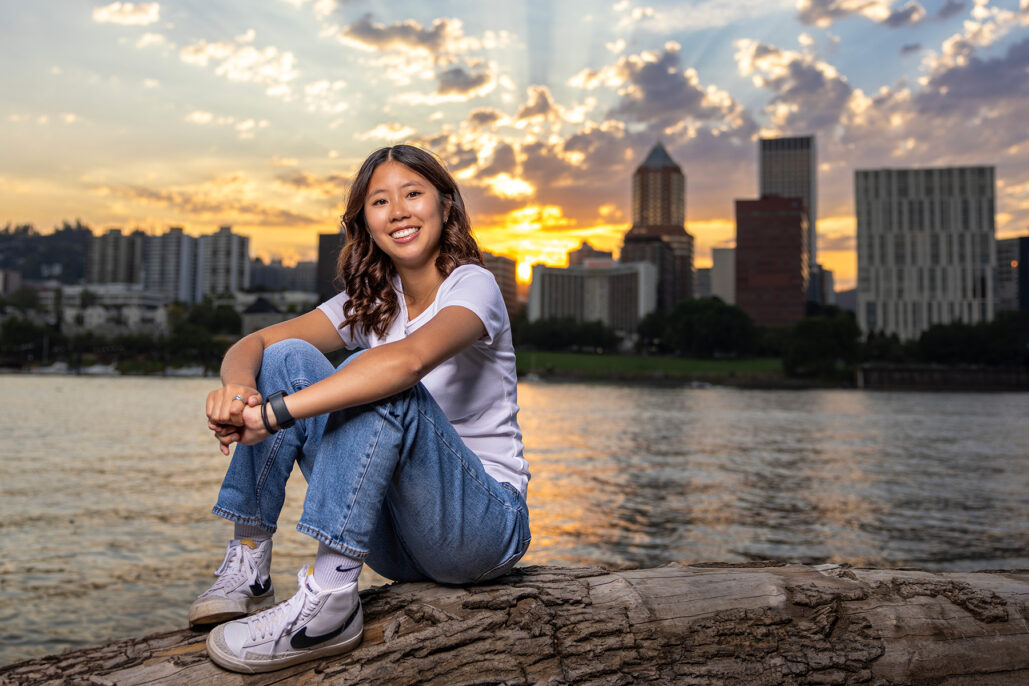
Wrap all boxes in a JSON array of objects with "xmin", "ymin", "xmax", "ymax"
[{"xmin": 621, "ymin": 143, "xmax": 694, "ymax": 311}]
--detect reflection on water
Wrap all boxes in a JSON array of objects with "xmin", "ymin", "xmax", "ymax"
[{"xmin": 1, "ymin": 376, "xmax": 1027, "ymax": 665}]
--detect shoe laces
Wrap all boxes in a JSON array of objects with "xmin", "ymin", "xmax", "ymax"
[
  {"xmin": 244, "ymin": 567, "xmax": 316, "ymax": 642},
  {"xmin": 201, "ymin": 541, "xmax": 258, "ymax": 598}
]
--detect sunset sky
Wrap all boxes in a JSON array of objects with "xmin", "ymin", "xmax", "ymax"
[{"xmin": 2, "ymin": 1, "xmax": 1028, "ymax": 289}]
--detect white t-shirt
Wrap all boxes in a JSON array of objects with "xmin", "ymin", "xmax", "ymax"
[{"xmin": 317, "ymin": 264, "xmax": 528, "ymax": 495}]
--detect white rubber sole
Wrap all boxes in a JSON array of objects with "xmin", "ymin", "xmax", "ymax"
[
  {"xmin": 206, "ymin": 623, "xmax": 364, "ymax": 674},
  {"xmin": 189, "ymin": 591, "xmax": 276, "ymax": 627}
]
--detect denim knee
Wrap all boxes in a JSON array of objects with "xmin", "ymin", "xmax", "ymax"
[{"xmin": 261, "ymin": 339, "xmax": 331, "ymax": 390}]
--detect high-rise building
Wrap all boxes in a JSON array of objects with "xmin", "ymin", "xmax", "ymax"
[
  {"xmin": 482, "ymin": 251, "xmax": 519, "ymax": 319},
  {"xmin": 855, "ymin": 166, "xmax": 996, "ymax": 339},
  {"xmin": 620, "ymin": 143, "xmax": 694, "ymax": 312},
  {"xmin": 317, "ymin": 232, "xmax": 346, "ymax": 302},
  {"xmin": 86, "ymin": 228, "xmax": 147, "ymax": 285},
  {"xmin": 197, "ymin": 226, "xmax": 250, "ymax": 298},
  {"xmin": 735, "ymin": 195, "xmax": 809, "ymax": 327},
  {"xmin": 694, "ymin": 268, "xmax": 711, "ymax": 299},
  {"xmin": 145, "ymin": 227, "xmax": 198, "ymax": 303},
  {"xmin": 760, "ymin": 135, "xmax": 816, "ymax": 269},
  {"xmin": 809, "ymin": 265, "xmax": 837, "ymax": 307},
  {"xmin": 528, "ymin": 262, "xmax": 657, "ymax": 334},
  {"xmin": 568, "ymin": 241, "xmax": 613, "ymax": 267},
  {"xmin": 996, "ymin": 236, "xmax": 1029, "ymax": 313},
  {"xmin": 711, "ymin": 247, "xmax": 736, "ymax": 304}
]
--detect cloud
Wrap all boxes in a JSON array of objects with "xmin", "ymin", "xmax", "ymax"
[
  {"xmin": 359, "ymin": 122, "xmax": 417, "ymax": 141},
  {"xmin": 338, "ymin": 14, "xmax": 465, "ymax": 58},
  {"xmin": 180, "ymin": 38, "xmax": 298, "ymax": 100},
  {"xmin": 916, "ymin": 36, "xmax": 1029, "ymax": 118},
  {"xmin": 275, "ymin": 171, "xmax": 350, "ymax": 198},
  {"xmin": 183, "ymin": 111, "xmax": 270, "ymax": 138},
  {"xmin": 303, "ymin": 79, "xmax": 348, "ymax": 113},
  {"xmin": 796, "ymin": 0, "xmax": 926, "ymax": 28},
  {"xmin": 279, "ymin": 0, "xmax": 339, "ymax": 20},
  {"xmin": 516, "ymin": 86, "xmax": 561, "ymax": 121},
  {"xmin": 467, "ymin": 108, "xmax": 504, "ymax": 128},
  {"xmin": 735, "ymin": 39, "xmax": 854, "ymax": 133},
  {"xmin": 572, "ymin": 43, "xmax": 754, "ymax": 136},
  {"xmin": 937, "ymin": 0, "xmax": 966, "ymax": 19},
  {"xmin": 135, "ymin": 32, "xmax": 167, "ymax": 49},
  {"xmin": 883, "ymin": 1, "xmax": 927, "ymax": 27},
  {"xmin": 901, "ymin": 42, "xmax": 923, "ymax": 54},
  {"xmin": 616, "ymin": 0, "xmax": 795, "ymax": 32},
  {"xmin": 94, "ymin": 176, "xmax": 319, "ymax": 227},
  {"xmin": 437, "ymin": 65, "xmax": 493, "ymax": 96},
  {"xmin": 92, "ymin": 2, "xmax": 160, "ymax": 26},
  {"xmin": 479, "ymin": 142, "xmax": 518, "ymax": 177}
]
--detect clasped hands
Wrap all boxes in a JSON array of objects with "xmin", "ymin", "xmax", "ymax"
[{"xmin": 206, "ymin": 384, "xmax": 269, "ymax": 455}]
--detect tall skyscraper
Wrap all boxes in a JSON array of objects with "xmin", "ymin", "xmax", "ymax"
[
  {"xmin": 760, "ymin": 135, "xmax": 817, "ymax": 274},
  {"xmin": 482, "ymin": 251, "xmax": 519, "ymax": 319},
  {"xmin": 317, "ymin": 232, "xmax": 346, "ymax": 302},
  {"xmin": 86, "ymin": 228, "xmax": 146, "ymax": 285},
  {"xmin": 735, "ymin": 196, "xmax": 809, "ymax": 327},
  {"xmin": 855, "ymin": 166, "xmax": 996, "ymax": 339},
  {"xmin": 197, "ymin": 226, "xmax": 250, "ymax": 298},
  {"xmin": 997, "ymin": 236, "xmax": 1029, "ymax": 313},
  {"xmin": 620, "ymin": 142, "xmax": 694, "ymax": 312},
  {"xmin": 145, "ymin": 227, "xmax": 198, "ymax": 303},
  {"xmin": 710, "ymin": 247, "xmax": 736, "ymax": 304}
]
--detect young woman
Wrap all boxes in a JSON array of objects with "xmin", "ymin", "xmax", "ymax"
[{"xmin": 195, "ymin": 145, "xmax": 530, "ymax": 674}]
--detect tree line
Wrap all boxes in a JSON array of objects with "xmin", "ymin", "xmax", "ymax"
[
  {"xmin": 0, "ymin": 301, "xmax": 241, "ymax": 373},
  {"xmin": 516, "ymin": 298, "xmax": 1029, "ymax": 380}
]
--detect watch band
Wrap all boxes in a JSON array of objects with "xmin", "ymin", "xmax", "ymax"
[{"xmin": 266, "ymin": 390, "xmax": 296, "ymax": 431}]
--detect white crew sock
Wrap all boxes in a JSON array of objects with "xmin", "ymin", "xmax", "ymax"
[
  {"xmin": 313, "ymin": 542, "xmax": 363, "ymax": 589},
  {"xmin": 234, "ymin": 522, "xmax": 272, "ymax": 543}
]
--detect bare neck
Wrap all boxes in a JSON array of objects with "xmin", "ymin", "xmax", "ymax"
[{"xmin": 398, "ymin": 265, "xmax": 446, "ymax": 320}]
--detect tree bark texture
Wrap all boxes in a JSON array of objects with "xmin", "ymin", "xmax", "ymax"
[{"xmin": 2, "ymin": 562, "xmax": 1028, "ymax": 685}]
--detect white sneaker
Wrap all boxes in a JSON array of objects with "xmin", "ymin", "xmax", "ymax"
[
  {"xmin": 206, "ymin": 567, "xmax": 363, "ymax": 674},
  {"xmin": 189, "ymin": 538, "xmax": 276, "ymax": 627}
]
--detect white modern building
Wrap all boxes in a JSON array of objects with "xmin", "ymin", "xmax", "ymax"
[
  {"xmin": 528, "ymin": 262, "xmax": 657, "ymax": 335},
  {"xmin": 710, "ymin": 247, "xmax": 735, "ymax": 304},
  {"xmin": 855, "ymin": 165, "xmax": 996, "ymax": 340},
  {"xmin": 145, "ymin": 227, "xmax": 198, "ymax": 303},
  {"xmin": 198, "ymin": 226, "xmax": 250, "ymax": 298}
]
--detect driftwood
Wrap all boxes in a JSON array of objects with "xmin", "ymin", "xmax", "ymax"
[{"xmin": 3, "ymin": 562, "xmax": 1029, "ymax": 685}]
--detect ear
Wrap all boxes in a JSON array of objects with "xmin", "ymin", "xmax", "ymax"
[{"xmin": 442, "ymin": 195, "xmax": 453, "ymax": 223}]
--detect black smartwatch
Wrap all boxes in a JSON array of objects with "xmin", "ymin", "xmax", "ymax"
[{"xmin": 264, "ymin": 390, "xmax": 296, "ymax": 432}]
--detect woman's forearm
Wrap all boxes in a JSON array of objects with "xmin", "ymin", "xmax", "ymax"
[
  {"xmin": 219, "ymin": 333, "xmax": 266, "ymax": 389},
  {"xmin": 279, "ymin": 343, "xmax": 422, "ymax": 422}
]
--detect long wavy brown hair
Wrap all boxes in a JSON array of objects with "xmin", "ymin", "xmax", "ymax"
[{"xmin": 335, "ymin": 145, "xmax": 483, "ymax": 338}]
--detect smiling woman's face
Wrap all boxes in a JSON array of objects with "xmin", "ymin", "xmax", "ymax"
[{"xmin": 363, "ymin": 160, "xmax": 450, "ymax": 274}]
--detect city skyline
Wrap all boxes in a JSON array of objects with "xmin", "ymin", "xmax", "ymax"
[{"xmin": 3, "ymin": 1, "xmax": 1028, "ymax": 291}]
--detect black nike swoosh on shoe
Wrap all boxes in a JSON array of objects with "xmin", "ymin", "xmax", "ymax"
[
  {"xmin": 289, "ymin": 604, "xmax": 360, "ymax": 650},
  {"xmin": 249, "ymin": 576, "xmax": 272, "ymax": 596}
]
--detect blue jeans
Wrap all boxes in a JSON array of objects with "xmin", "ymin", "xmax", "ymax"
[{"xmin": 213, "ymin": 339, "xmax": 531, "ymax": 584}]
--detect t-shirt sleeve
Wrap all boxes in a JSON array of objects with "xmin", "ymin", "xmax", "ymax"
[
  {"xmin": 316, "ymin": 292, "xmax": 367, "ymax": 349},
  {"xmin": 438, "ymin": 266, "xmax": 507, "ymax": 345}
]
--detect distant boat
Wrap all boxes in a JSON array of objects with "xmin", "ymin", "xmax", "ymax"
[
  {"xmin": 165, "ymin": 365, "xmax": 206, "ymax": 377},
  {"xmin": 35, "ymin": 361, "xmax": 70, "ymax": 374},
  {"xmin": 80, "ymin": 363, "xmax": 120, "ymax": 376}
]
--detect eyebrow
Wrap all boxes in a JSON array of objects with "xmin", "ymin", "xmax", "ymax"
[{"xmin": 368, "ymin": 180, "xmax": 425, "ymax": 197}]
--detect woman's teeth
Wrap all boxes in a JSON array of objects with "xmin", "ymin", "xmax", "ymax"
[{"xmin": 391, "ymin": 227, "xmax": 419, "ymax": 239}]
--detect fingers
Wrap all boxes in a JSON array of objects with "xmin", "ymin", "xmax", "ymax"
[{"xmin": 207, "ymin": 385, "xmax": 260, "ymax": 426}]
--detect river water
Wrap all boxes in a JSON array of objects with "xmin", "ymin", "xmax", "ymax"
[{"xmin": 1, "ymin": 375, "xmax": 1027, "ymax": 665}]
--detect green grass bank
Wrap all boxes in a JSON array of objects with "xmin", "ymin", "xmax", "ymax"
[{"xmin": 515, "ymin": 351, "xmax": 798, "ymax": 386}]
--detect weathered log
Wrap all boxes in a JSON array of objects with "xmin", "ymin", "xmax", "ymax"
[{"xmin": 3, "ymin": 562, "xmax": 1028, "ymax": 685}]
